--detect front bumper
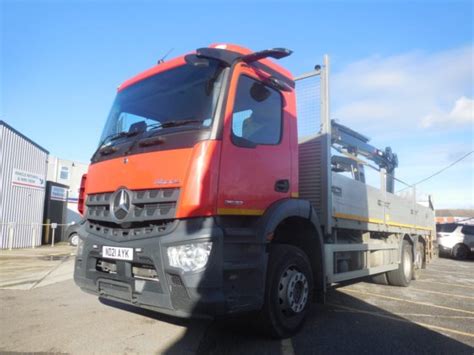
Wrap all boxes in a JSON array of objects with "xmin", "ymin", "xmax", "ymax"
[
  {"xmin": 74, "ymin": 217, "xmax": 266, "ymax": 318},
  {"xmin": 438, "ymin": 244, "xmax": 452, "ymax": 254}
]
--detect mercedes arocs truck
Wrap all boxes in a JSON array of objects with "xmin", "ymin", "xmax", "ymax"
[{"xmin": 74, "ymin": 43, "xmax": 436, "ymax": 338}]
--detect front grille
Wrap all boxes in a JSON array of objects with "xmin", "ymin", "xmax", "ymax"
[
  {"xmin": 86, "ymin": 188, "xmax": 180, "ymax": 224},
  {"xmin": 87, "ymin": 219, "xmax": 176, "ymax": 241}
]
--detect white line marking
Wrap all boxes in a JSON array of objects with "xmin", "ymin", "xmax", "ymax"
[
  {"xmin": 281, "ymin": 338, "xmax": 295, "ymax": 355},
  {"xmin": 329, "ymin": 303, "xmax": 474, "ymax": 338},
  {"xmin": 342, "ymin": 288, "xmax": 474, "ymax": 315},
  {"xmin": 410, "ymin": 287, "xmax": 474, "ymax": 300},
  {"xmin": 424, "ymin": 268, "xmax": 474, "ymax": 278},
  {"xmin": 416, "ymin": 279, "xmax": 474, "ymax": 290}
]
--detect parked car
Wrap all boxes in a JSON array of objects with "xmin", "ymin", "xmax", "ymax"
[
  {"xmin": 65, "ymin": 220, "xmax": 85, "ymax": 246},
  {"xmin": 436, "ymin": 223, "xmax": 474, "ymax": 259}
]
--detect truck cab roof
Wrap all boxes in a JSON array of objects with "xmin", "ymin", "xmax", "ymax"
[{"xmin": 118, "ymin": 43, "xmax": 294, "ymax": 92}]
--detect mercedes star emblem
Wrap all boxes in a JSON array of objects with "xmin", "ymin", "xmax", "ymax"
[{"xmin": 113, "ymin": 189, "xmax": 131, "ymax": 220}]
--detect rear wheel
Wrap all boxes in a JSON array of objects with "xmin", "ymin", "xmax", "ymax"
[
  {"xmin": 452, "ymin": 244, "xmax": 469, "ymax": 260},
  {"xmin": 259, "ymin": 244, "xmax": 313, "ymax": 338},
  {"xmin": 412, "ymin": 241, "xmax": 424, "ymax": 280},
  {"xmin": 371, "ymin": 273, "xmax": 388, "ymax": 285},
  {"xmin": 387, "ymin": 240, "xmax": 413, "ymax": 287}
]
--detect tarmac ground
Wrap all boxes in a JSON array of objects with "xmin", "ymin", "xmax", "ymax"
[{"xmin": 0, "ymin": 245, "xmax": 473, "ymax": 354}]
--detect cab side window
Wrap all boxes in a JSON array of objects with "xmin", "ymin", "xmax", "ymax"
[{"xmin": 231, "ymin": 76, "xmax": 282, "ymax": 146}]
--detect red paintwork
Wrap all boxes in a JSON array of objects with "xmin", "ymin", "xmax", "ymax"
[
  {"xmin": 217, "ymin": 62, "xmax": 297, "ymax": 214},
  {"xmin": 78, "ymin": 174, "xmax": 87, "ymax": 215},
  {"xmin": 176, "ymin": 140, "xmax": 221, "ymax": 218},
  {"xmin": 86, "ymin": 149, "xmax": 194, "ymax": 193},
  {"xmin": 86, "ymin": 44, "xmax": 298, "ymax": 218},
  {"xmin": 119, "ymin": 43, "xmax": 293, "ymax": 92}
]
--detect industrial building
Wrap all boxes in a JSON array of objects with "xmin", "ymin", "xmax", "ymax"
[
  {"xmin": 436, "ymin": 209, "xmax": 474, "ymax": 225},
  {"xmin": 47, "ymin": 156, "xmax": 88, "ymax": 223},
  {"xmin": 0, "ymin": 120, "xmax": 90, "ymax": 249},
  {"xmin": 0, "ymin": 120, "xmax": 49, "ymax": 249}
]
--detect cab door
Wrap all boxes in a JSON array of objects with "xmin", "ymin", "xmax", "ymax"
[{"xmin": 217, "ymin": 65, "xmax": 292, "ymax": 216}]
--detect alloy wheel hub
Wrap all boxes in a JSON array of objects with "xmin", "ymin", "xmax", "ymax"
[{"xmin": 278, "ymin": 266, "xmax": 309, "ymax": 315}]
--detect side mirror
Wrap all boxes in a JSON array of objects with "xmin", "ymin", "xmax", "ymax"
[{"xmin": 250, "ymin": 82, "xmax": 271, "ymax": 102}]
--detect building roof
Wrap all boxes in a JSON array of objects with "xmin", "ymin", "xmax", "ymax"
[
  {"xmin": 435, "ymin": 209, "xmax": 474, "ymax": 218},
  {"xmin": 0, "ymin": 120, "xmax": 49, "ymax": 154}
]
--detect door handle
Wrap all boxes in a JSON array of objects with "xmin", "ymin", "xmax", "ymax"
[{"xmin": 275, "ymin": 179, "xmax": 290, "ymax": 193}]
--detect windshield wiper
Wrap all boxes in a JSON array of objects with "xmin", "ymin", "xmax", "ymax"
[
  {"xmin": 138, "ymin": 135, "xmax": 166, "ymax": 147},
  {"xmin": 133, "ymin": 119, "xmax": 203, "ymax": 149},
  {"xmin": 93, "ymin": 130, "xmax": 140, "ymax": 158},
  {"xmin": 148, "ymin": 119, "xmax": 203, "ymax": 131}
]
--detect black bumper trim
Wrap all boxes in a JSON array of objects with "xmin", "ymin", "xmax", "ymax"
[{"xmin": 74, "ymin": 217, "xmax": 267, "ymax": 318}]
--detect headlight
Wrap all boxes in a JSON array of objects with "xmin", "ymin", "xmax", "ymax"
[
  {"xmin": 167, "ymin": 242, "xmax": 212, "ymax": 272},
  {"xmin": 77, "ymin": 237, "xmax": 84, "ymax": 257}
]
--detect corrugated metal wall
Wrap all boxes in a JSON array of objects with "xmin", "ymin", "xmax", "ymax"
[{"xmin": 0, "ymin": 123, "xmax": 48, "ymax": 249}]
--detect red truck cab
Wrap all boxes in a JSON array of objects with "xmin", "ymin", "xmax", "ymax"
[{"xmin": 75, "ymin": 44, "xmax": 323, "ymax": 337}]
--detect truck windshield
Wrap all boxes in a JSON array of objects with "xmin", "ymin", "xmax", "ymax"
[{"xmin": 99, "ymin": 59, "xmax": 225, "ymax": 147}]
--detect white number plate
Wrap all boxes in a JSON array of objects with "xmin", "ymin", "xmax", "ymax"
[{"xmin": 102, "ymin": 246, "xmax": 133, "ymax": 261}]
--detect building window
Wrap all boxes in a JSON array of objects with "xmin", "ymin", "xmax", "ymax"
[{"xmin": 60, "ymin": 166, "xmax": 69, "ymax": 180}]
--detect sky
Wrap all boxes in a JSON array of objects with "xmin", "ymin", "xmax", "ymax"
[{"xmin": 1, "ymin": 0, "xmax": 473, "ymax": 209}]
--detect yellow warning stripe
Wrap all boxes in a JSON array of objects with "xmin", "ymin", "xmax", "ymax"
[
  {"xmin": 217, "ymin": 208, "xmax": 433, "ymax": 232},
  {"xmin": 217, "ymin": 208, "xmax": 264, "ymax": 216},
  {"xmin": 333, "ymin": 212, "xmax": 384, "ymax": 224},
  {"xmin": 333, "ymin": 212, "xmax": 433, "ymax": 232}
]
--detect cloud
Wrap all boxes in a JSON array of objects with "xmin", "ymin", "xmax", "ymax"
[
  {"xmin": 328, "ymin": 45, "xmax": 473, "ymax": 209},
  {"xmin": 331, "ymin": 45, "xmax": 473, "ymax": 133},
  {"xmin": 421, "ymin": 96, "xmax": 474, "ymax": 128}
]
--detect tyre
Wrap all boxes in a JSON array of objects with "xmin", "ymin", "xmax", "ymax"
[
  {"xmin": 371, "ymin": 273, "xmax": 388, "ymax": 285},
  {"xmin": 412, "ymin": 241, "xmax": 424, "ymax": 280},
  {"xmin": 452, "ymin": 244, "xmax": 469, "ymax": 260},
  {"xmin": 68, "ymin": 233, "xmax": 79, "ymax": 247},
  {"xmin": 259, "ymin": 244, "xmax": 313, "ymax": 338},
  {"xmin": 387, "ymin": 240, "xmax": 413, "ymax": 287}
]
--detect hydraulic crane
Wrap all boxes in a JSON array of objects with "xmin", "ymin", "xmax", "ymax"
[{"xmin": 331, "ymin": 120, "xmax": 399, "ymax": 193}]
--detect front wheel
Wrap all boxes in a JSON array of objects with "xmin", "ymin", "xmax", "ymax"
[
  {"xmin": 259, "ymin": 244, "xmax": 314, "ymax": 338},
  {"xmin": 387, "ymin": 240, "xmax": 413, "ymax": 287},
  {"xmin": 69, "ymin": 233, "xmax": 79, "ymax": 247},
  {"xmin": 452, "ymin": 244, "xmax": 469, "ymax": 260}
]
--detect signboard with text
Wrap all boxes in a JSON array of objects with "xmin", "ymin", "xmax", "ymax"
[
  {"xmin": 50, "ymin": 186, "xmax": 68, "ymax": 201},
  {"xmin": 11, "ymin": 169, "xmax": 46, "ymax": 190}
]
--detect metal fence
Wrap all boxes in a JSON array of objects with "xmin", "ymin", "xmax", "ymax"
[
  {"xmin": 294, "ymin": 57, "xmax": 332, "ymax": 232},
  {"xmin": 0, "ymin": 222, "xmax": 74, "ymax": 250},
  {"xmin": 295, "ymin": 68, "xmax": 322, "ymax": 141}
]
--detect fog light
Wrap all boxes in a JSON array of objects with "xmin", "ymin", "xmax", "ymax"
[{"xmin": 167, "ymin": 242, "xmax": 212, "ymax": 272}]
